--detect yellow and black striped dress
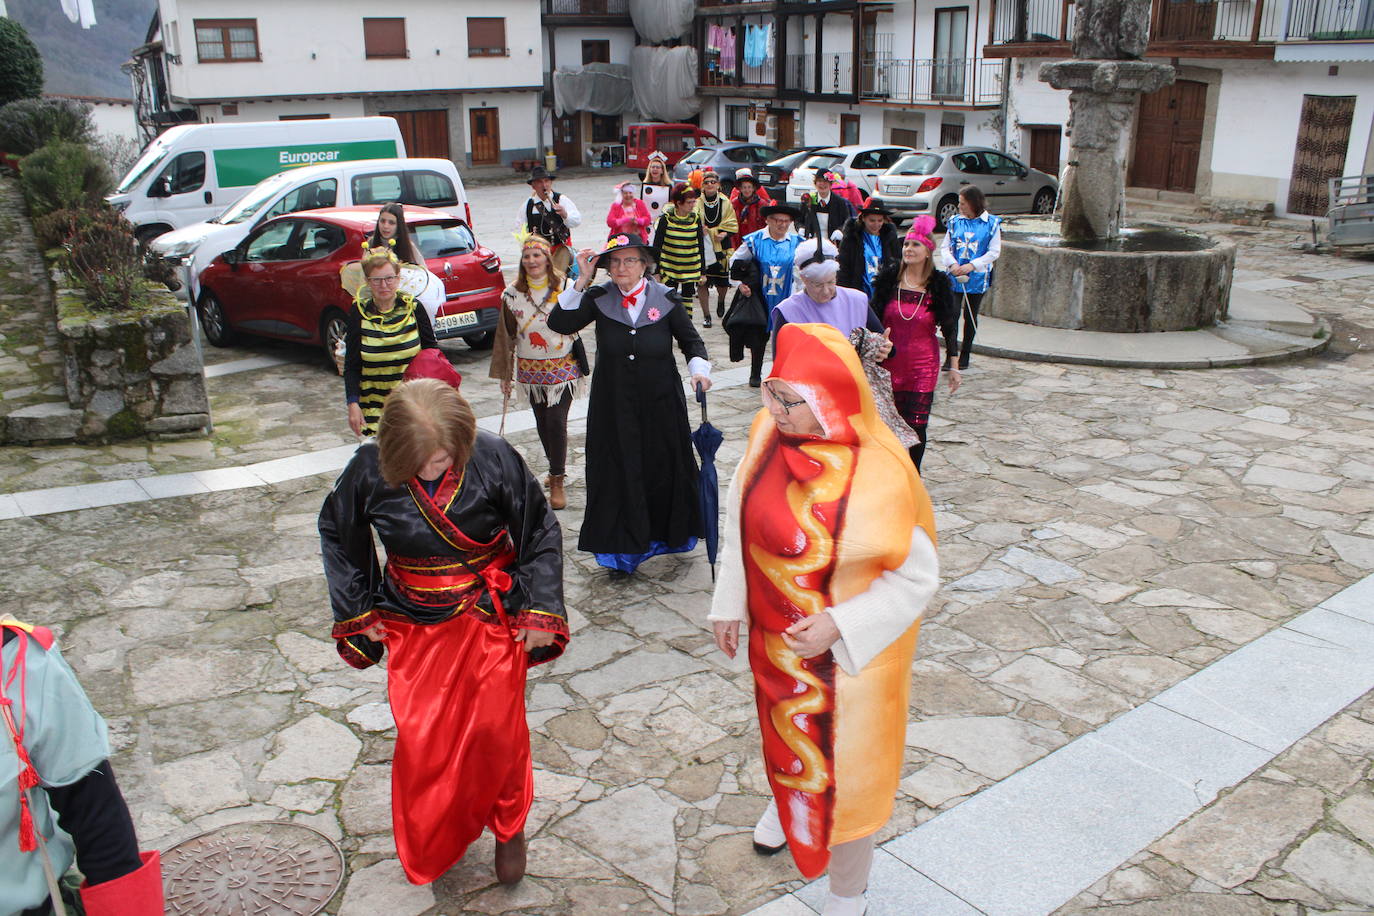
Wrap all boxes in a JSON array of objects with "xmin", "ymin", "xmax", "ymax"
[
  {"xmin": 653, "ymin": 209, "xmax": 705, "ymax": 284},
  {"xmin": 344, "ymin": 293, "xmax": 437, "ymax": 435}
]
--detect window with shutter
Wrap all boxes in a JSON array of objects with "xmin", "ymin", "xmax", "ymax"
[
  {"xmin": 364, "ymin": 18, "xmax": 407, "ymax": 59},
  {"xmin": 194, "ymin": 19, "xmax": 259, "ymax": 62},
  {"xmin": 467, "ymin": 18, "xmax": 506, "ymax": 57}
]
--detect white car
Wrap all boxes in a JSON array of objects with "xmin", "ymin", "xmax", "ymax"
[{"xmin": 783, "ymin": 145, "xmax": 913, "ymax": 203}]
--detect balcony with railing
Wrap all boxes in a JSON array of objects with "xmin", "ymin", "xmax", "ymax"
[
  {"xmin": 780, "ymin": 52, "xmax": 856, "ymax": 97},
  {"xmin": 543, "ymin": 0, "xmax": 631, "ymax": 20},
  {"xmin": 860, "ymin": 57, "xmax": 1003, "ymax": 106},
  {"xmin": 1284, "ymin": 0, "xmax": 1374, "ymax": 40},
  {"xmin": 702, "ymin": 55, "xmax": 777, "ymax": 90},
  {"xmin": 700, "ymin": 16, "xmax": 778, "ymax": 93},
  {"xmin": 985, "ymin": 0, "xmax": 1282, "ymax": 56}
]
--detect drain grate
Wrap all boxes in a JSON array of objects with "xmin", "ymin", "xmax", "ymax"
[{"xmin": 162, "ymin": 821, "xmax": 344, "ymax": 915}]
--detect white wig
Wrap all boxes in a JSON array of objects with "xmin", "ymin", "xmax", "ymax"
[{"xmin": 794, "ymin": 238, "xmax": 840, "ymax": 283}]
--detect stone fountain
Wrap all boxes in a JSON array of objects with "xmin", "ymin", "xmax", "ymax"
[{"xmin": 983, "ymin": 0, "xmax": 1236, "ymax": 333}]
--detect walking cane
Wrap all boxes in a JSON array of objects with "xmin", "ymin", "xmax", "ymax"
[
  {"xmin": 961, "ymin": 288, "xmax": 978, "ymax": 335},
  {"xmin": 499, "ymin": 390, "xmax": 511, "ymax": 437}
]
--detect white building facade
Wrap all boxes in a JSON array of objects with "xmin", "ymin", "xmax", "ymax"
[
  {"xmin": 539, "ymin": 0, "xmax": 639, "ymax": 168},
  {"xmin": 990, "ymin": 0, "xmax": 1374, "ymax": 218},
  {"xmin": 145, "ymin": 0, "xmax": 544, "ymax": 166}
]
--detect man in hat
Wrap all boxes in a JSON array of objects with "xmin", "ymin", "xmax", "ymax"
[
  {"xmin": 837, "ymin": 203, "xmax": 901, "ymax": 297},
  {"xmin": 799, "ymin": 169, "xmax": 856, "ymax": 244},
  {"xmin": 516, "ymin": 166, "xmax": 582, "ymax": 273}
]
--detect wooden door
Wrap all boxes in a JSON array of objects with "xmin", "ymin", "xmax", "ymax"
[
  {"xmin": 553, "ymin": 113, "xmax": 581, "ymax": 168},
  {"xmin": 1288, "ymin": 94, "xmax": 1356, "ymax": 215},
  {"xmin": 775, "ymin": 110, "xmax": 796, "ymax": 151},
  {"xmin": 381, "ymin": 109, "xmax": 451, "ymax": 160},
  {"xmin": 469, "ymin": 107, "xmax": 501, "ymax": 165},
  {"xmin": 1129, "ymin": 80, "xmax": 1206, "ymax": 192},
  {"xmin": 1155, "ymin": 0, "xmax": 1218, "ymax": 40},
  {"xmin": 1027, "ymin": 126, "xmax": 1061, "ymax": 176},
  {"xmin": 840, "ymin": 113, "xmax": 860, "ymax": 146}
]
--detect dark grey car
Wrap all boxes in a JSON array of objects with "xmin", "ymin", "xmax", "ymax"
[
  {"xmin": 871, "ymin": 146, "xmax": 1059, "ymax": 230},
  {"xmin": 672, "ymin": 143, "xmax": 781, "ymax": 191}
]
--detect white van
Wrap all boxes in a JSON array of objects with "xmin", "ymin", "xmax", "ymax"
[
  {"xmin": 107, "ymin": 117, "xmax": 406, "ymax": 242},
  {"xmin": 151, "ymin": 158, "xmax": 469, "ymax": 300}
]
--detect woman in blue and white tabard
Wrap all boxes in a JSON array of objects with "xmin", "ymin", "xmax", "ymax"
[
  {"xmin": 939, "ymin": 185, "xmax": 1002, "ymax": 370},
  {"xmin": 727, "ymin": 204, "xmax": 804, "ymax": 386}
]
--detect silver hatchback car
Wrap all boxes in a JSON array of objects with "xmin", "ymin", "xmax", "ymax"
[{"xmin": 871, "ymin": 146, "xmax": 1059, "ymax": 230}]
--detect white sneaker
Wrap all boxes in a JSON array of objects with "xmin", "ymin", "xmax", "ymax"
[
  {"xmin": 752, "ymin": 798, "xmax": 787, "ymax": 854},
  {"xmin": 822, "ymin": 892, "xmax": 868, "ymax": 916}
]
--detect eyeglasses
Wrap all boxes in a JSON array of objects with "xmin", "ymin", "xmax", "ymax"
[
  {"xmin": 764, "ymin": 381, "xmax": 806, "ymax": 413},
  {"xmin": 605, "ymin": 257, "xmax": 643, "ymax": 268},
  {"xmin": 367, "ymin": 275, "xmax": 400, "ymax": 285}
]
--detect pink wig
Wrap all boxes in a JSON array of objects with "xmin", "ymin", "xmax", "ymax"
[{"xmin": 905, "ymin": 215, "xmax": 937, "ymax": 251}]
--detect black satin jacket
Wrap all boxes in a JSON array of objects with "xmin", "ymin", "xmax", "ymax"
[{"xmin": 318, "ymin": 433, "xmax": 568, "ymax": 667}]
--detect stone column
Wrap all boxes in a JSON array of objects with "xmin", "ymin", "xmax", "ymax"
[{"xmin": 1039, "ymin": 60, "xmax": 1176, "ymax": 242}]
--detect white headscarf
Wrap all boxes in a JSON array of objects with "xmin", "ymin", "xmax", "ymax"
[{"xmin": 794, "ymin": 238, "xmax": 840, "ymax": 283}]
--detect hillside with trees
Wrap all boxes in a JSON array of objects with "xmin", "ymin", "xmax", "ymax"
[{"xmin": 5, "ymin": 0, "xmax": 154, "ymax": 100}]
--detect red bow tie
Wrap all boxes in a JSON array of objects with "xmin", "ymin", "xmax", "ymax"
[{"xmin": 621, "ymin": 286, "xmax": 642, "ymax": 310}]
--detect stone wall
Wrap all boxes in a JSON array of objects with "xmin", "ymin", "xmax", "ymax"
[{"xmin": 54, "ymin": 285, "xmax": 209, "ymax": 440}]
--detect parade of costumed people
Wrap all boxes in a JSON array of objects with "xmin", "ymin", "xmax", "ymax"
[
  {"xmin": 708, "ymin": 322, "xmax": 940, "ymax": 916},
  {"xmin": 728, "ymin": 203, "xmax": 804, "ymax": 387},
  {"xmin": 339, "ymin": 243, "xmax": 439, "ymax": 437},
  {"xmin": 652, "ymin": 182, "xmax": 710, "ymax": 324},
  {"xmin": 639, "ymin": 151, "xmax": 673, "ymax": 227},
  {"xmin": 800, "ymin": 169, "xmax": 857, "ymax": 243},
  {"xmin": 729, "ymin": 168, "xmax": 774, "ymax": 243},
  {"xmin": 606, "ymin": 181, "xmax": 653, "ymax": 240},
  {"xmin": 940, "ymin": 185, "xmax": 1002, "ymax": 369},
  {"xmin": 873, "ymin": 216, "xmax": 962, "ymax": 471},
  {"xmin": 770, "ymin": 237, "xmax": 886, "ymax": 351},
  {"xmin": 546, "ymin": 235, "xmax": 711, "ymax": 578},
  {"xmin": 516, "ymin": 166, "xmax": 582, "ymax": 273},
  {"xmin": 694, "ymin": 169, "xmax": 739, "ymax": 321},
  {"xmin": 318, "ymin": 376, "xmax": 568, "ymax": 888},
  {"xmin": 2, "ymin": 617, "xmax": 165, "ymax": 916},
  {"xmin": 489, "ymin": 231, "xmax": 586, "ymax": 511},
  {"xmin": 837, "ymin": 203, "xmax": 902, "ymax": 297},
  {"xmin": 365, "ymin": 202, "xmax": 446, "ymax": 322}
]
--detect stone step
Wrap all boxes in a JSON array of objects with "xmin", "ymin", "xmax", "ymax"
[{"xmin": 2, "ymin": 401, "xmax": 82, "ymax": 443}]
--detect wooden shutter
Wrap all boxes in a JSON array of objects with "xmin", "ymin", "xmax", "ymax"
[
  {"xmin": 467, "ymin": 18, "xmax": 507, "ymax": 57},
  {"xmin": 364, "ymin": 18, "xmax": 407, "ymax": 59}
]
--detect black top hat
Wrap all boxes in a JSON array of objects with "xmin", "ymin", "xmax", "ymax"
[
  {"xmin": 592, "ymin": 232, "xmax": 654, "ymax": 268},
  {"xmin": 761, "ymin": 203, "xmax": 802, "ymax": 221},
  {"xmin": 527, "ymin": 165, "xmax": 557, "ymax": 184},
  {"xmin": 856, "ymin": 202, "xmax": 894, "ymax": 218}
]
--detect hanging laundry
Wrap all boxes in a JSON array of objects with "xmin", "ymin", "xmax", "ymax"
[
  {"xmin": 744, "ymin": 24, "xmax": 763, "ymax": 68},
  {"xmin": 720, "ymin": 26, "xmax": 737, "ymax": 72}
]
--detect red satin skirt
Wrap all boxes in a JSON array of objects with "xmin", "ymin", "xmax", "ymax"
[{"xmin": 384, "ymin": 611, "xmax": 532, "ymax": 885}]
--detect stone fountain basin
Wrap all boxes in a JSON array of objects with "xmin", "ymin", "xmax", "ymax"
[{"xmin": 982, "ymin": 221, "xmax": 1236, "ymax": 333}]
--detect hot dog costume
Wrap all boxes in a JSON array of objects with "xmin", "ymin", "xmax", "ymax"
[{"xmin": 708, "ymin": 323, "xmax": 940, "ymax": 878}]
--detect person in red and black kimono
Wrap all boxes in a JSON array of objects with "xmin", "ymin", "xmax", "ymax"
[{"xmin": 318, "ymin": 377, "xmax": 569, "ymax": 888}]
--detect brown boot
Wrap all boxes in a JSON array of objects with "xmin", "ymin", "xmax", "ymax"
[
  {"xmin": 494, "ymin": 830, "xmax": 526, "ymax": 884},
  {"xmin": 548, "ymin": 474, "xmax": 567, "ymax": 510}
]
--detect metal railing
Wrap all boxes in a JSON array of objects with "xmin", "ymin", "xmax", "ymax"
[
  {"xmin": 860, "ymin": 57, "xmax": 1003, "ymax": 105},
  {"xmin": 1151, "ymin": 0, "xmax": 1283, "ymax": 42},
  {"xmin": 781, "ymin": 52, "xmax": 855, "ymax": 96},
  {"xmin": 990, "ymin": 0, "xmax": 1075, "ymax": 43},
  {"xmin": 1327, "ymin": 174, "xmax": 1374, "ymax": 246},
  {"xmin": 1285, "ymin": 0, "xmax": 1374, "ymax": 39},
  {"xmin": 545, "ymin": 0, "xmax": 630, "ymax": 15},
  {"xmin": 702, "ymin": 54, "xmax": 776, "ymax": 88}
]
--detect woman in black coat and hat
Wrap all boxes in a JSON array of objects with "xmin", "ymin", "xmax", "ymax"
[
  {"xmin": 546, "ymin": 234, "xmax": 712, "ymax": 578},
  {"xmin": 837, "ymin": 203, "xmax": 901, "ymax": 297}
]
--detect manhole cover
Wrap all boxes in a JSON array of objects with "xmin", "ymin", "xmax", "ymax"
[{"xmin": 162, "ymin": 821, "xmax": 344, "ymax": 915}]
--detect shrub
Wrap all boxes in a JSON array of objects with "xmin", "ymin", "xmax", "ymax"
[
  {"xmin": 32, "ymin": 204, "xmax": 123, "ymax": 250},
  {"xmin": 61, "ymin": 217, "xmax": 145, "ymax": 311},
  {"xmin": 0, "ymin": 20, "xmax": 43, "ymax": 108},
  {"xmin": 0, "ymin": 98, "xmax": 95, "ymax": 156},
  {"xmin": 19, "ymin": 141, "xmax": 113, "ymax": 218},
  {"xmin": 92, "ymin": 131, "xmax": 141, "ymax": 179}
]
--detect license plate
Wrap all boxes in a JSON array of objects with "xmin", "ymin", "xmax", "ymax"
[
  {"xmin": 756, "ymin": 171, "xmax": 774, "ymax": 183},
  {"xmin": 434, "ymin": 311, "xmax": 479, "ymax": 331},
  {"xmin": 884, "ymin": 184, "xmax": 910, "ymax": 195}
]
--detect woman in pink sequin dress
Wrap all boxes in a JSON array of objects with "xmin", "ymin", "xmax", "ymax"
[{"xmin": 871, "ymin": 216, "xmax": 961, "ymax": 470}]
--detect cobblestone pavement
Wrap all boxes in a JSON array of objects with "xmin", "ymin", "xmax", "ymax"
[{"xmin": 3, "ymin": 175, "xmax": 1374, "ymax": 914}]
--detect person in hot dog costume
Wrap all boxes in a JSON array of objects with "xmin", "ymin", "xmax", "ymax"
[{"xmin": 708, "ymin": 322, "xmax": 940, "ymax": 916}]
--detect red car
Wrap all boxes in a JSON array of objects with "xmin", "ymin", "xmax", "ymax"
[{"xmin": 196, "ymin": 206, "xmax": 503, "ymax": 358}]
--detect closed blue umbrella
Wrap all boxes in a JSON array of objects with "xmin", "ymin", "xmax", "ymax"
[{"xmin": 692, "ymin": 384, "xmax": 724, "ymax": 580}]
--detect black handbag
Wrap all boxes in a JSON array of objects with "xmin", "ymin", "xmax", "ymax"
[
  {"xmin": 723, "ymin": 288, "xmax": 768, "ymax": 333},
  {"xmin": 571, "ymin": 336, "xmax": 590, "ymax": 376}
]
